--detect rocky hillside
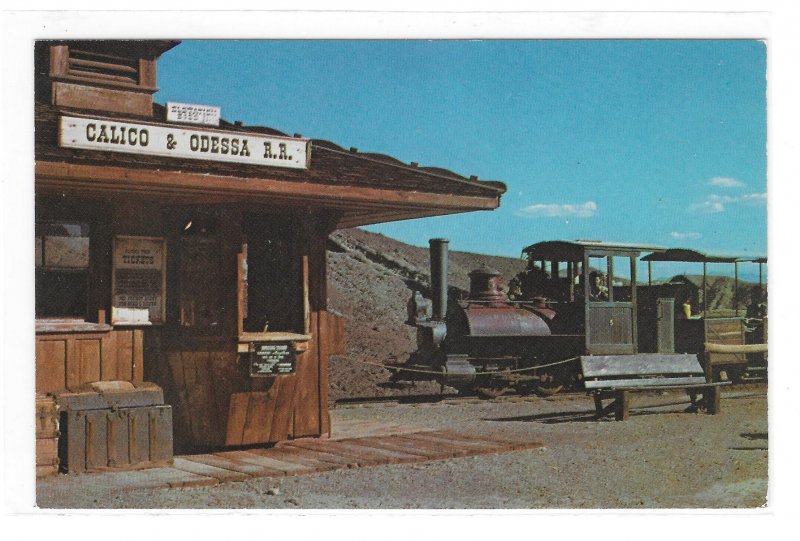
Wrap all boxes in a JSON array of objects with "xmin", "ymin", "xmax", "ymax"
[{"xmin": 325, "ymin": 228, "xmax": 765, "ymax": 400}]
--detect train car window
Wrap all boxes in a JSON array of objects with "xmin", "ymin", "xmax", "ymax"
[
  {"xmin": 612, "ymin": 256, "xmax": 634, "ymax": 302},
  {"xmin": 587, "ymin": 255, "xmax": 610, "ymax": 302},
  {"xmin": 35, "ymin": 221, "xmax": 90, "ymax": 318}
]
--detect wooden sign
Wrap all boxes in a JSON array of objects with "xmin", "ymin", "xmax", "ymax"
[
  {"xmin": 166, "ymin": 102, "xmax": 221, "ymax": 126},
  {"xmin": 112, "ymin": 236, "xmax": 167, "ymax": 325},
  {"xmin": 249, "ymin": 342, "xmax": 296, "ymax": 377},
  {"xmin": 59, "ymin": 115, "xmax": 310, "ymax": 169}
]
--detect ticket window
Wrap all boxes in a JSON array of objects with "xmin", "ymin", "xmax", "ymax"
[
  {"xmin": 35, "ymin": 221, "xmax": 90, "ymax": 319},
  {"xmin": 242, "ymin": 216, "xmax": 305, "ymax": 335}
]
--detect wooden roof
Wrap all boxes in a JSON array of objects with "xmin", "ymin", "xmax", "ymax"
[
  {"xmin": 35, "ymin": 102, "xmax": 505, "ymax": 228},
  {"xmin": 522, "ymin": 240, "xmax": 666, "ymax": 260},
  {"xmin": 640, "ymin": 248, "xmax": 766, "ymax": 264}
]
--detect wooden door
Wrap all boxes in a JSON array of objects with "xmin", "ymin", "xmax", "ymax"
[
  {"xmin": 656, "ymin": 298, "xmax": 675, "ymax": 353},
  {"xmin": 586, "ymin": 303, "xmax": 636, "ymax": 354},
  {"xmin": 585, "ymin": 253, "xmax": 637, "ymax": 355}
]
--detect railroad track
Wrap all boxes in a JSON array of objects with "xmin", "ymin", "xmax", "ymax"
[
  {"xmin": 332, "ymin": 390, "xmax": 585, "ymax": 408},
  {"xmin": 332, "ymin": 381, "xmax": 767, "ymax": 408}
]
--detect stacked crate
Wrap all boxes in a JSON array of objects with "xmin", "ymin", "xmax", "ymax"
[
  {"xmin": 36, "ymin": 395, "xmax": 60, "ymax": 477},
  {"xmin": 55, "ymin": 381, "xmax": 173, "ymax": 473}
]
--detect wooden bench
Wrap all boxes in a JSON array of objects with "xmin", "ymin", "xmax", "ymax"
[{"xmin": 580, "ymin": 354, "xmax": 730, "ymax": 421}]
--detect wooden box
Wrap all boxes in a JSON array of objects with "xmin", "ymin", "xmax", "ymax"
[
  {"xmin": 36, "ymin": 396, "xmax": 60, "ymax": 477},
  {"xmin": 60, "ymin": 405, "xmax": 172, "ymax": 474}
]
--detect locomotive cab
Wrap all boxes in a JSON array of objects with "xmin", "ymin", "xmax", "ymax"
[{"xmin": 519, "ymin": 240, "xmax": 664, "ymax": 356}]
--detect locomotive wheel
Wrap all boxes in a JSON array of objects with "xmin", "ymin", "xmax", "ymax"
[
  {"xmin": 476, "ymin": 386, "xmax": 513, "ymax": 399},
  {"xmin": 533, "ymin": 372, "xmax": 564, "ymax": 396},
  {"xmin": 534, "ymin": 382, "xmax": 564, "ymax": 396}
]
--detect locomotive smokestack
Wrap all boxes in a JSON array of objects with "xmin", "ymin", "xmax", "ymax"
[{"xmin": 429, "ymin": 238, "xmax": 449, "ymax": 320}]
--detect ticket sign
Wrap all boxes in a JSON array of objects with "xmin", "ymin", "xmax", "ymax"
[
  {"xmin": 250, "ymin": 343, "xmax": 296, "ymax": 377},
  {"xmin": 59, "ymin": 115, "xmax": 309, "ymax": 169},
  {"xmin": 112, "ymin": 236, "xmax": 166, "ymax": 325}
]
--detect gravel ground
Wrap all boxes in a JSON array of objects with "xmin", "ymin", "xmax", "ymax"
[{"xmin": 36, "ymin": 387, "xmax": 767, "ymax": 510}]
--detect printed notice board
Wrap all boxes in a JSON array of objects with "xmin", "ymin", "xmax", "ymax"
[
  {"xmin": 250, "ymin": 342, "xmax": 297, "ymax": 377},
  {"xmin": 112, "ymin": 236, "xmax": 167, "ymax": 325}
]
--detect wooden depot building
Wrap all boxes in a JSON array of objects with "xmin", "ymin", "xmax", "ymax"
[{"xmin": 33, "ymin": 40, "xmax": 506, "ymax": 474}]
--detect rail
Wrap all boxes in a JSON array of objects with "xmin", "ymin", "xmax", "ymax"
[{"xmin": 339, "ymin": 355, "xmax": 582, "ymax": 376}]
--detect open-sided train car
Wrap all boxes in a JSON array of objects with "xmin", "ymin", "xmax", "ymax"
[
  {"xmin": 396, "ymin": 239, "xmax": 767, "ymax": 395},
  {"xmin": 639, "ymin": 249, "xmax": 767, "ymax": 382}
]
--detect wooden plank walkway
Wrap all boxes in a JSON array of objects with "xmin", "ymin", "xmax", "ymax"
[{"xmin": 54, "ymin": 422, "xmax": 543, "ymax": 490}]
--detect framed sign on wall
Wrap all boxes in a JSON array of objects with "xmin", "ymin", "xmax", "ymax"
[{"xmin": 112, "ymin": 236, "xmax": 167, "ymax": 325}]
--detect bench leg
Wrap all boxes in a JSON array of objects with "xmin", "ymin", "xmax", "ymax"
[
  {"xmin": 704, "ymin": 386, "xmax": 721, "ymax": 415},
  {"xmin": 614, "ymin": 390, "xmax": 630, "ymax": 421},
  {"xmin": 593, "ymin": 393, "xmax": 604, "ymax": 418}
]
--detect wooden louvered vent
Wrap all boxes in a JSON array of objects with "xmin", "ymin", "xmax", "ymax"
[
  {"xmin": 46, "ymin": 41, "xmax": 167, "ymax": 116},
  {"xmin": 67, "ymin": 47, "xmax": 141, "ymax": 87}
]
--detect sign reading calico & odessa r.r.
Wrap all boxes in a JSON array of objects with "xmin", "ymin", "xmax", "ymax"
[{"xmin": 59, "ymin": 115, "xmax": 310, "ymax": 170}]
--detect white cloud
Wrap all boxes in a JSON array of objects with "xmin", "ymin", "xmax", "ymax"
[
  {"xmin": 740, "ymin": 192, "xmax": 768, "ymax": 205},
  {"xmin": 671, "ymin": 231, "xmax": 702, "ymax": 240},
  {"xmin": 517, "ymin": 201, "xmax": 597, "ymax": 218},
  {"xmin": 708, "ymin": 176, "xmax": 746, "ymax": 188},
  {"xmin": 688, "ymin": 192, "xmax": 766, "ymax": 214},
  {"xmin": 688, "ymin": 194, "xmax": 730, "ymax": 214}
]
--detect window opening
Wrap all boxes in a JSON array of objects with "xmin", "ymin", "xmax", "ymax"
[{"xmin": 35, "ymin": 221, "xmax": 90, "ymax": 318}]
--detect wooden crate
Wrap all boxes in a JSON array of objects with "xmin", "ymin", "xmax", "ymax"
[
  {"xmin": 60, "ymin": 405, "xmax": 173, "ymax": 474},
  {"xmin": 35, "ymin": 396, "xmax": 60, "ymax": 477}
]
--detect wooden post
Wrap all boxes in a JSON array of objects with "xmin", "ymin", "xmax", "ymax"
[
  {"xmin": 705, "ymin": 386, "xmax": 721, "ymax": 415},
  {"xmin": 614, "ymin": 391, "xmax": 630, "ymax": 421},
  {"xmin": 593, "ymin": 394, "xmax": 604, "ymax": 418},
  {"xmin": 702, "ymin": 262, "xmax": 707, "ymax": 314},
  {"xmin": 734, "ymin": 261, "xmax": 739, "ymax": 316}
]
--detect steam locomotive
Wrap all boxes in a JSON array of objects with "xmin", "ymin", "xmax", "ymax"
[{"xmin": 394, "ymin": 238, "xmax": 766, "ymax": 396}]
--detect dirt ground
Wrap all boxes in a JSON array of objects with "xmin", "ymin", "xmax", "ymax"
[{"xmin": 36, "ymin": 386, "xmax": 767, "ymax": 509}]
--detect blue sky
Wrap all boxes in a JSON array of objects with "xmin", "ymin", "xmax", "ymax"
[{"xmin": 155, "ymin": 40, "xmax": 767, "ymax": 268}]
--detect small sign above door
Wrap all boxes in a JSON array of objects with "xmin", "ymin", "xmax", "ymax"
[{"xmin": 166, "ymin": 102, "xmax": 221, "ymax": 126}]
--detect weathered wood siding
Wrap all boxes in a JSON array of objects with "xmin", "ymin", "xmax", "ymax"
[{"xmin": 35, "ymin": 329, "xmax": 144, "ymax": 394}]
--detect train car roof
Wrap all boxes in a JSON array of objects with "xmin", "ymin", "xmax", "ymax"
[
  {"xmin": 641, "ymin": 248, "xmax": 767, "ymax": 264},
  {"xmin": 522, "ymin": 240, "xmax": 666, "ymax": 260}
]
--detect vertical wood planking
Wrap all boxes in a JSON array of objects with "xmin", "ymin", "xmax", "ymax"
[
  {"xmin": 116, "ymin": 330, "xmax": 134, "ymax": 382},
  {"xmin": 293, "ymin": 311, "xmax": 320, "ymax": 437},
  {"xmin": 36, "ymin": 339, "xmax": 67, "ymax": 393},
  {"xmin": 269, "ymin": 372, "xmax": 298, "ymax": 442},
  {"xmin": 132, "ymin": 330, "xmax": 144, "ymax": 384},
  {"xmin": 194, "ymin": 351, "xmax": 217, "ymax": 447},
  {"xmin": 168, "ymin": 351, "xmax": 195, "ymax": 449},
  {"xmin": 100, "ymin": 330, "xmax": 116, "ymax": 381},
  {"xmin": 209, "ymin": 352, "xmax": 232, "ymax": 447},
  {"xmin": 318, "ymin": 311, "xmax": 331, "ymax": 435},
  {"xmin": 182, "ymin": 352, "xmax": 202, "ymax": 445},
  {"xmin": 241, "ymin": 391, "xmax": 272, "ymax": 444},
  {"xmin": 76, "ymin": 339, "xmax": 102, "ymax": 385},
  {"xmin": 65, "ymin": 337, "xmax": 80, "ymax": 390},
  {"xmin": 225, "ymin": 393, "xmax": 250, "ymax": 446}
]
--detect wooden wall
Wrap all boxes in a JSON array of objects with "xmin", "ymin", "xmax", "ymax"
[
  {"xmin": 155, "ymin": 211, "xmax": 337, "ymax": 452},
  {"xmin": 36, "ymin": 195, "xmax": 340, "ymax": 453}
]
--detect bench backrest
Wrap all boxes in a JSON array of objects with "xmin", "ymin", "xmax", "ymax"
[{"xmin": 581, "ymin": 353, "xmax": 707, "ymax": 390}]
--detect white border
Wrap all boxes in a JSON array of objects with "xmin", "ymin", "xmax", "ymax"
[{"xmin": 3, "ymin": 4, "xmax": 797, "ymax": 538}]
